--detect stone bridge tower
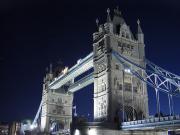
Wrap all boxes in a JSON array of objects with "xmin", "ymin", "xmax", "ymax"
[
  {"xmin": 41, "ymin": 65, "xmax": 73, "ymax": 133},
  {"xmin": 93, "ymin": 8, "xmax": 149, "ymax": 123}
]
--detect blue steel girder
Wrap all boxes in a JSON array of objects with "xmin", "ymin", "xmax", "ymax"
[{"xmin": 112, "ymin": 50, "xmax": 180, "ymax": 96}]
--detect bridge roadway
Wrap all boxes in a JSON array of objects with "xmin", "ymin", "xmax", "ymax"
[
  {"xmin": 122, "ymin": 115, "xmax": 180, "ymax": 131},
  {"xmin": 49, "ymin": 52, "xmax": 93, "ymax": 90},
  {"xmin": 50, "ymin": 116, "xmax": 180, "ymax": 134}
]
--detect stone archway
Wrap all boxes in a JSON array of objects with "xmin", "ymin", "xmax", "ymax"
[
  {"xmin": 50, "ymin": 120, "xmax": 64, "ymax": 132},
  {"xmin": 114, "ymin": 105, "xmax": 138, "ymax": 123},
  {"xmin": 137, "ymin": 110, "xmax": 145, "ymax": 120}
]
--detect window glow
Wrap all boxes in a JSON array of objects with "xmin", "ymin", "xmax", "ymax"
[{"xmin": 124, "ymin": 68, "xmax": 131, "ymax": 73}]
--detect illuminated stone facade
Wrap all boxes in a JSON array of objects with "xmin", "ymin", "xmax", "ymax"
[
  {"xmin": 93, "ymin": 8, "xmax": 149, "ymax": 123},
  {"xmin": 41, "ymin": 70, "xmax": 73, "ymax": 133},
  {"xmin": 40, "ymin": 7, "xmax": 149, "ymax": 134}
]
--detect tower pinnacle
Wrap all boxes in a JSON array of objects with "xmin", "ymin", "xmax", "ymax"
[
  {"xmin": 137, "ymin": 19, "xmax": 144, "ymax": 43},
  {"xmin": 114, "ymin": 6, "xmax": 121, "ymax": 16},
  {"xmin": 137, "ymin": 19, "xmax": 143, "ymax": 34},
  {"xmin": 96, "ymin": 18, "xmax": 99, "ymax": 27},
  {"xmin": 49, "ymin": 63, "xmax": 52, "ymax": 74},
  {"xmin": 46, "ymin": 67, "xmax": 48, "ymax": 73},
  {"xmin": 106, "ymin": 8, "xmax": 111, "ymax": 22}
]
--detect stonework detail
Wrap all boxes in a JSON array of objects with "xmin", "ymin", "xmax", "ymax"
[
  {"xmin": 41, "ymin": 69, "xmax": 73, "ymax": 132},
  {"xmin": 40, "ymin": 7, "xmax": 150, "ymax": 134},
  {"xmin": 93, "ymin": 8, "xmax": 149, "ymax": 122}
]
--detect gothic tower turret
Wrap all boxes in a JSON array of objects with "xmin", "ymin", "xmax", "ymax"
[
  {"xmin": 93, "ymin": 8, "xmax": 149, "ymax": 123},
  {"xmin": 41, "ymin": 64, "xmax": 54, "ymax": 132},
  {"xmin": 137, "ymin": 19, "xmax": 144, "ymax": 44},
  {"xmin": 41, "ymin": 64, "xmax": 73, "ymax": 133},
  {"xmin": 137, "ymin": 19, "xmax": 145, "ymax": 61}
]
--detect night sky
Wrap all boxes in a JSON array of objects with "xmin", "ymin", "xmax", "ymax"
[{"xmin": 0, "ymin": 0, "xmax": 180, "ymax": 122}]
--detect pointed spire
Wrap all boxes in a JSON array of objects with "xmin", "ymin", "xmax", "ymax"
[
  {"xmin": 96, "ymin": 18, "xmax": 99, "ymax": 27},
  {"xmin": 137, "ymin": 19, "xmax": 143, "ymax": 34},
  {"xmin": 137, "ymin": 19, "xmax": 144, "ymax": 44},
  {"xmin": 49, "ymin": 63, "xmax": 52, "ymax": 74},
  {"xmin": 114, "ymin": 6, "xmax": 121, "ymax": 16},
  {"xmin": 106, "ymin": 8, "xmax": 111, "ymax": 22},
  {"xmin": 46, "ymin": 67, "xmax": 48, "ymax": 73}
]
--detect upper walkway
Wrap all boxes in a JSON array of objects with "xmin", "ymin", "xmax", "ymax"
[{"xmin": 49, "ymin": 52, "xmax": 93, "ymax": 90}]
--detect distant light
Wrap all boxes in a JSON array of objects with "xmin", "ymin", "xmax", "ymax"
[
  {"xmin": 30, "ymin": 125, "xmax": 34, "ymax": 130},
  {"xmin": 75, "ymin": 129, "xmax": 80, "ymax": 135},
  {"xmin": 88, "ymin": 128, "xmax": 97, "ymax": 135},
  {"xmin": 50, "ymin": 127, "xmax": 54, "ymax": 131},
  {"xmin": 124, "ymin": 68, "xmax": 131, "ymax": 73},
  {"xmin": 41, "ymin": 116, "xmax": 46, "ymax": 131},
  {"xmin": 77, "ymin": 59, "xmax": 82, "ymax": 64},
  {"xmin": 62, "ymin": 67, "xmax": 68, "ymax": 74}
]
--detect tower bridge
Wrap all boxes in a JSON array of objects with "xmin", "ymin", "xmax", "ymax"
[{"xmin": 27, "ymin": 7, "xmax": 180, "ymax": 135}]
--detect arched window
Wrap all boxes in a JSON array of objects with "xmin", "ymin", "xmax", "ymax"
[
  {"xmin": 126, "ymin": 34, "xmax": 130, "ymax": 39},
  {"xmin": 101, "ymin": 82, "xmax": 106, "ymax": 91},
  {"xmin": 122, "ymin": 31, "xmax": 125, "ymax": 37},
  {"xmin": 116, "ymin": 25, "xmax": 120, "ymax": 34}
]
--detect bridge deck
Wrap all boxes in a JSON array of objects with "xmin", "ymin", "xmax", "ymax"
[{"xmin": 122, "ymin": 115, "xmax": 180, "ymax": 130}]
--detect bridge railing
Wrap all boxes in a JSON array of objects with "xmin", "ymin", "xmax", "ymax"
[
  {"xmin": 122, "ymin": 115, "xmax": 180, "ymax": 126},
  {"xmin": 51, "ymin": 129, "xmax": 70, "ymax": 135}
]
